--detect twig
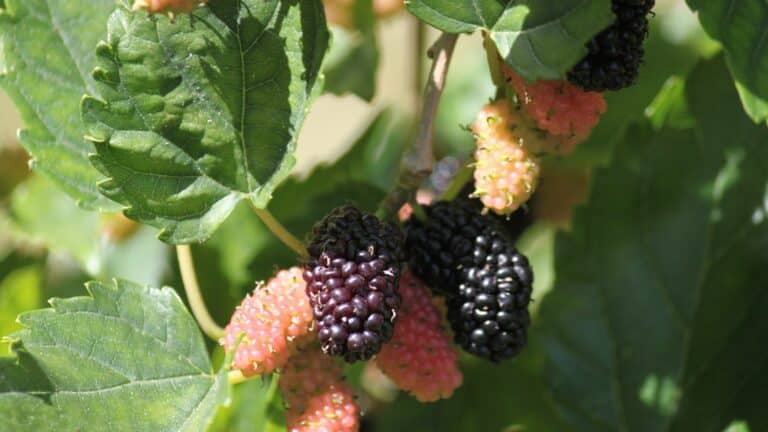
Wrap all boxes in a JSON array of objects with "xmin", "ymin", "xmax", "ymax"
[
  {"xmin": 379, "ymin": 32, "xmax": 459, "ymax": 219},
  {"xmin": 176, "ymin": 245, "xmax": 225, "ymax": 341},
  {"xmin": 250, "ymin": 204, "xmax": 307, "ymax": 257},
  {"xmin": 413, "ymin": 18, "xmax": 426, "ymax": 106}
]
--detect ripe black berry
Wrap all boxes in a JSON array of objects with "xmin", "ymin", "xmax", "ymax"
[
  {"xmin": 405, "ymin": 197, "xmax": 531, "ymax": 294},
  {"xmin": 405, "ymin": 200, "xmax": 533, "ymax": 361},
  {"xmin": 303, "ymin": 206, "xmax": 404, "ymax": 362},
  {"xmin": 567, "ymin": 0, "xmax": 655, "ymax": 92}
]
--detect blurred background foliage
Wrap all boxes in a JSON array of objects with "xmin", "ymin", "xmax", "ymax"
[{"xmin": 0, "ymin": 0, "xmax": 765, "ymax": 431}]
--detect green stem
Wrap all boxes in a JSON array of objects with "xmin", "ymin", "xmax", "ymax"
[
  {"xmin": 176, "ymin": 245, "xmax": 225, "ymax": 341},
  {"xmin": 482, "ymin": 32, "xmax": 508, "ymax": 98},
  {"xmin": 251, "ymin": 204, "xmax": 307, "ymax": 257}
]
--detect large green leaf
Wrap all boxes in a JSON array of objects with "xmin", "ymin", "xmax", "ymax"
[
  {"xmin": 0, "ymin": 0, "xmax": 118, "ymax": 209},
  {"xmin": 0, "ymin": 279, "xmax": 229, "ymax": 431},
  {"xmin": 537, "ymin": 57, "xmax": 768, "ymax": 432},
  {"xmin": 82, "ymin": 0, "xmax": 329, "ymax": 244},
  {"xmin": 406, "ymin": 0, "xmax": 613, "ymax": 80},
  {"xmin": 686, "ymin": 0, "xmax": 768, "ymax": 124}
]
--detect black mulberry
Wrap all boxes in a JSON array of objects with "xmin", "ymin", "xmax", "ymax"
[
  {"xmin": 405, "ymin": 200, "xmax": 533, "ymax": 361},
  {"xmin": 567, "ymin": 0, "xmax": 655, "ymax": 92}
]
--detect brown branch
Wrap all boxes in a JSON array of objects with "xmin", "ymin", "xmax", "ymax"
[{"xmin": 379, "ymin": 33, "xmax": 459, "ymax": 219}]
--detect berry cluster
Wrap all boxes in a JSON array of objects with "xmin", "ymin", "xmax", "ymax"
[
  {"xmin": 568, "ymin": 0, "xmax": 655, "ymax": 92},
  {"xmin": 304, "ymin": 206, "xmax": 404, "ymax": 362},
  {"xmin": 406, "ymin": 200, "xmax": 534, "ymax": 362},
  {"xmin": 375, "ymin": 271, "xmax": 463, "ymax": 402},
  {"xmin": 472, "ymin": 100, "xmax": 541, "ymax": 215},
  {"xmin": 505, "ymin": 68, "xmax": 607, "ymax": 154},
  {"xmin": 222, "ymin": 267, "xmax": 314, "ymax": 376},
  {"xmin": 280, "ymin": 345, "xmax": 359, "ymax": 432}
]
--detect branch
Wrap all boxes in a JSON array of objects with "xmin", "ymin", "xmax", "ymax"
[
  {"xmin": 176, "ymin": 245, "xmax": 225, "ymax": 341},
  {"xmin": 379, "ymin": 32, "xmax": 459, "ymax": 218}
]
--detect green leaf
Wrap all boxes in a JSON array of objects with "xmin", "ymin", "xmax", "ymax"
[
  {"xmin": 0, "ymin": 0, "xmax": 118, "ymax": 210},
  {"xmin": 0, "ymin": 279, "xmax": 229, "ymax": 431},
  {"xmin": 324, "ymin": 0, "xmax": 379, "ymax": 101},
  {"xmin": 210, "ymin": 376, "xmax": 281, "ymax": 432},
  {"xmin": 82, "ymin": 1, "xmax": 330, "ymax": 244},
  {"xmin": 537, "ymin": 57, "xmax": 768, "ymax": 432},
  {"xmin": 406, "ymin": 0, "xmax": 614, "ymax": 80},
  {"xmin": 686, "ymin": 0, "xmax": 768, "ymax": 124}
]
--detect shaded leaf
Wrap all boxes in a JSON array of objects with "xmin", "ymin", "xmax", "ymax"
[
  {"xmin": 687, "ymin": 0, "xmax": 768, "ymax": 124},
  {"xmin": 82, "ymin": 1, "xmax": 329, "ymax": 243},
  {"xmin": 538, "ymin": 57, "xmax": 768, "ymax": 432},
  {"xmin": 0, "ymin": 0, "xmax": 118, "ymax": 209},
  {"xmin": 0, "ymin": 279, "xmax": 228, "ymax": 431},
  {"xmin": 406, "ymin": 0, "xmax": 613, "ymax": 80}
]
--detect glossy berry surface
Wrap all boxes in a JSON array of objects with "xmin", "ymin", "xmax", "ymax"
[{"xmin": 406, "ymin": 200, "xmax": 534, "ymax": 361}]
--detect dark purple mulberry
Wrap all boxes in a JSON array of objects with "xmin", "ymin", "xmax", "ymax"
[
  {"xmin": 303, "ymin": 206, "xmax": 404, "ymax": 362},
  {"xmin": 567, "ymin": 0, "xmax": 655, "ymax": 92}
]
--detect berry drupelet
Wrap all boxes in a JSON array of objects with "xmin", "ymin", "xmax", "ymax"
[{"xmin": 304, "ymin": 206, "xmax": 404, "ymax": 362}]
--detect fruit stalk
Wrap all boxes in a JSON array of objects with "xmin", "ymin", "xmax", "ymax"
[{"xmin": 176, "ymin": 244, "xmax": 225, "ymax": 340}]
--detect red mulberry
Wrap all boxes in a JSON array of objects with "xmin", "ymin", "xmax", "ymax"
[
  {"xmin": 280, "ymin": 346, "xmax": 359, "ymax": 432},
  {"xmin": 376, "ymin": 272, "xmax": 463, "ymax": 402},
  {"xmin": 505, "ymin": 68, "xmax": 606, "ymax": 154},
  {"xmin": 222, "ymin": 268, "xmax": 314, "ymax": 377}
]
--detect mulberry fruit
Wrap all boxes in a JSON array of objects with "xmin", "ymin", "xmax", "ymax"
[
  {"xmin": 505, "ymin": 68, "xmax": 607, "ymax": 154},
  {"xmin": 568, "ymin": 0, "xmax": 655, "ymax": 92},
  {"xmin": 447, "ymin": 231, "xmax": 533, "ymax": 362},
  {"xmin": 280, "ymin": 345, "xmax": 359, "ymax": 432},
  {"xmin": 132, "ymin": 0, "xmax": 204, "ymax": 14},
  {"xmin": 376, "ymin": 272, "xmax": 462, "ymax": 402},
  {"xmin": 221, "ymin": 268, "xmax": 314, "ymax": 377},
  {"xmin": 304, "ymin": 206, "xmax": 404, "ymax": 362},
  {"xmin": 405, "ymin": 200, "xmax": 534, "ymax": 361},
  {"xmin": 472, "ymin": 100, "xmax": 541, "ymax": 215}
]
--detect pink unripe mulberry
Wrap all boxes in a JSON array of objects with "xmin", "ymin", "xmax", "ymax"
[
  {"xmin": 376, "ymin": 271, "xmax": 463, "ymax": 402},
  {"xmin": 222, "ymin": 267, "xmax": 314, "ymax": 377},
  {"xmin": 280, "ymin": 346, "xmax": 360, "ymax": 432},
  {"xmin": 505, "ymin": 67, "xmax": 606, "ymax": 154},
  {"xmin": 132, "ymin": 0, "xmax": 206, "ymax": 14},
  {"xmin": 472, "ymin": 100, "xmax": 541, "ymax": 215}
]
